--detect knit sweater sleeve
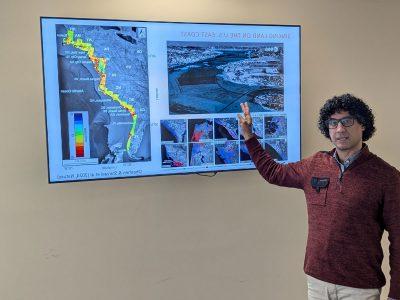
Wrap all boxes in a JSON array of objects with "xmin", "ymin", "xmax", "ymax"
[
  {"xmin": 245, "ymin": 136, "xmax": 311, "ymax": 190},
  {"xmin": 383, "ymin": 175, "xmax": 400, "ymax": 299}
]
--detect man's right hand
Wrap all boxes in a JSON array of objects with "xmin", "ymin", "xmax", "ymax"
[{"xmin": 237, "ymin": 102, "xmax": 254, "ymax": 141}]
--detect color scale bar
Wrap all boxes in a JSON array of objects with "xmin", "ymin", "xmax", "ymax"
[{"xmin": 74, "ymin": 113, "xmax": 84, "ymax": 157}]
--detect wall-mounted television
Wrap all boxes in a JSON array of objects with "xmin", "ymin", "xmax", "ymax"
[{"xmin": 41, "ymin": 17, "xmax": 301, "ymax": 183}]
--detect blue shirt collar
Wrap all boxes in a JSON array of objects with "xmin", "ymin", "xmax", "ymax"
[{"xmin": 333, "ymin": 146, "xmax": 363, "ymax": 171}]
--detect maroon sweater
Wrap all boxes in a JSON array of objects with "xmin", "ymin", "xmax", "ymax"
[{"xmin": 245, "ymin": 137, "xmax": 400, "ymax": 298}]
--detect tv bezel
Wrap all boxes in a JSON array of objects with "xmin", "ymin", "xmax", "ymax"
[{"xmin": 40, "ymin": 16, "xmax": 302, "ymax": 183}]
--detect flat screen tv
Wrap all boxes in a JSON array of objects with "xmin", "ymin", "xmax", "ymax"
[{"xmin": 41, "ymin": 17, "xmax": 301, "ymax": 183}]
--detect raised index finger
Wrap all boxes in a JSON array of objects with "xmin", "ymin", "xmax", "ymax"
[
  {"xmin": 240, "ymin": 102, "xmax": 246, "ymax": 114},
  {"xmin": 243, "ymin": 102, "xmax": 250, "ymax": 115}
]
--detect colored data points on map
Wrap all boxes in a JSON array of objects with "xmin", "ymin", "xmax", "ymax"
[{"xmin": 63, "ymin": 28, "xmax": 138, "ymax": 152}]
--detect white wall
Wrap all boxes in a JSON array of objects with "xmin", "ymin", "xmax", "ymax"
[{"xmin": 1, "ymin": 0, "xmax": 399, "ymax": 299}]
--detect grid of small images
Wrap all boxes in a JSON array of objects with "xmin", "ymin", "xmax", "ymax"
[{"xmin": 160, "ymin": 114, "xmax": 288, "ymax": 169}]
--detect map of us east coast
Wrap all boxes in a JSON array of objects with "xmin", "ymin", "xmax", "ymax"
[{"xmin": 56, "ymin": 24, "xmax": 151, "ymax": 164}]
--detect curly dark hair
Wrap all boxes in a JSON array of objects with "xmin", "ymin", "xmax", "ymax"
[{"xmin": 318, "ymin": 93, "xmax": 376, "ymax": 141}]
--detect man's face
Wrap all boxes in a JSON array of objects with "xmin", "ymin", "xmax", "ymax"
[{"xmin": 328, "ymin": 111, "xmax": 365, "ymax": 151}]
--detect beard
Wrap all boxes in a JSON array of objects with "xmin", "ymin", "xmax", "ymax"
[{"xmin": 332, "ymin": 137, "xmax": 361, "ymax": 152}]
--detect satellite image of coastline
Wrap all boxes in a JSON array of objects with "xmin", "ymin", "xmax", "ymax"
[
  {"xmin": 265, "ymin": 115, "xmax": 287, "ymax": 138},
  {"xmin": 161, "ymin": 119, "xmax": 187, "ymax": 143},
  {"xmin": 215, "ymin": 141, "xmax": 239, "ymax": 164},
  {"xmin": 188, "ymin": 119, "xmax": 213, "ymax": 142},
  {"xmin": 167, "ymin": 41, "xmax": 284, "ymax": 114},
  {"xmin": 161, "ymin": 144, "xmax": 188, "ymax": 167},
  {"xmin": 240, "ymin": 116, "xmax": 263, "ymax": 140},
  {"xmin": 189, "ymin": 143, "xmax": 214, "ymax": 166},
  {"xmin": 240, "ymin": 141, "xmax": 251, "ymax": 162},
  {"xmin": 56, "ymin": 24, "xmax": 150, "ymax": 163},
  {"xmin": 265, "ymin": 139, "xmax": 287, "ymax": 161},
  {"xmin": 214, "ymin": 118, "xmax": 239, "ymax": 140}
]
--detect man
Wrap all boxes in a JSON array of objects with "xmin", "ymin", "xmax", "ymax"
[{"xmin": 238, "ymin": 94, "xmax": 400, "ymax": 300}]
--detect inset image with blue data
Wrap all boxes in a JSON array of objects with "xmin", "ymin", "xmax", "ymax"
[
  {"xmin": 160, "ymin": 119, "xmax": 188, "ymax": 143},
  {"xmin": 265, "ymin": 138, "xmax": 287, "ymax": 161},
  {"xmin": 265, "ymin": 115, "xmax": 287, "ymax": 138},
  {"xmin": 167, "ymin": 41, "xmax": 284, "ymax": 114},
  {"xmin": 160, "ymin": 119, "xmax": 188, "ymax": 168},
  {"xmin": 240, "ymin": 140, "xmax": 263, "ymax": 162},
  {"xmin": 214, "ymin": 118, "xmax": 239, "ymax": 140},
  {"xmin": 56, "ymin": 24, "xmax": 151, "ymax": 164},
  {"xmin": 188, "ymin": 119, "xmax": 214, "ymax": 142},
  {"xmin": 189, "ymin": 143, "xmax": 214, "ymax": 166},
  {"xmin": 215, "ymin": 141, "xmax": 240, "ymax": 165},
  {"xmin": 240, "ymin": 116, "xmax": 264, "ymax": 140},
  {"xmin": 161, "ymin": 144, "xmax": 188, "ymax": 168}
]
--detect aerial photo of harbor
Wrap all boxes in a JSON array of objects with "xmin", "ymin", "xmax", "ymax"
[{"xmin": 167, "ymin": 41, "xmax": 284, "ymax": 114}]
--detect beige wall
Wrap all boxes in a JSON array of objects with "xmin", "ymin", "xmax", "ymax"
[{"xmin": 1, "ymin": 0, "xmax": 399, "ymax": 299}]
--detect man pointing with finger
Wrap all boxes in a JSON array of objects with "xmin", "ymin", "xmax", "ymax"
[{"xmin": 238, "ymin": 94, "xmax": 400, "ymax": 300}]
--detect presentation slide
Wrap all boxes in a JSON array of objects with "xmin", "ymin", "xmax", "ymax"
[{"xmin": 41, "ymin": 17, "xmax": 301, "ymax": 183}]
